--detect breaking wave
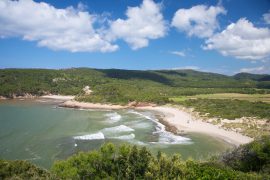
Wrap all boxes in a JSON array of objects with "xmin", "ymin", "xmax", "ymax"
[
  {"xmin": 74, "ymin": 132, "xmax": 105, "ymax": 140},
  {"xmin": 102, "ymin": 125, "xmax": 134, "ymax": 134},
  {"xmin": 128, "ymin": 110, "xmax": 153, "ymax": 120},
  {"xmin": 158, "ymin": 131, "xmax": 192, "ymax": 144},
  {"xmin": 128, "ymin": 121, "xmax": 152, "ymax": 129},
  {"xmin": 104, "ymin": 112, "xmax": 122, "ymax": 123},
  {"xmin": 111, "ymin": 133, "xmax": 135, "ymax": 140},
  {"xmin": 129, "ymin": 110, "xmax": 192, "ymax": 145}
]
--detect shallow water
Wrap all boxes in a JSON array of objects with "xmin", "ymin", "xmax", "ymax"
[{"xmin": 0, "ymin": 99, "xmax": 232, "ymax": 168}]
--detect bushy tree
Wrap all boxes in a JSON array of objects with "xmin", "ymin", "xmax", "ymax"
[
  {"xmin": 0, "ymin": 160, "xmax": 52, "ymax": 179},
  {"xmin": 222, "ymin": 135, "xmax": 270, "ymax": 173},
  {"xmin": 50, "ymin": 143, "xmax": 266, "ymax": 179}
]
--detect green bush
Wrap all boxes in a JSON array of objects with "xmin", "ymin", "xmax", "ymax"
[
  {"xmin": 222, "ymin": 135, "xmax": 270, "ymax": 173},
  {"xmin": 51, "ymin": 143, "xmax": 265, "ymax": 179},
  {"xmin": 1, "ymin": 139, "xmax": 270, "ymax": 179},
  {"xmin": 179, "ymin": 99, "xmax": 270, "ymax": 119},
  {"xmin": 0, "ymin": 160, "xmax": 52, "ymax": 179}
]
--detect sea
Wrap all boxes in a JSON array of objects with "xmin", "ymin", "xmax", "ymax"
[{"xmin": 0, "ymin": 99, "xmax": 232, "ymax": 169}]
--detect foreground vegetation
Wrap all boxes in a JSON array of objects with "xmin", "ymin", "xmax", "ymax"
[
  {"xmin": 222, "ymin": 136, "xmax": 270, "ymax": 174},
  {"xmin": 1, "ymin": 136, "xmax": 270, "ymax": 179},
  {"xmin": 0, "ymin": 160, "xmax": 52, "ymax": 179}
]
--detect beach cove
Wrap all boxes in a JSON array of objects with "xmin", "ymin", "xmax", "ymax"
[
  {"xmin": 61, "ymin": 98, "xmax": 253, "ymax": 146},
  {"xmin": 0, "ymin": 97, "xmax": 235, "ymax": 168}
]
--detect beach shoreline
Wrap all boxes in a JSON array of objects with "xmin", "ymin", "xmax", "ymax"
[
  {"xmin": 59, "ymin": 100, "xmax": 128, "ymax": 109},
  {"xmin": 41, "ymin": 95, "xmax": 75, "ymax": 100},
  {"xmin": 0, "ymin": 95, "xmax": 253, "ymax": 146},
  {"xmin": 0, "ymin": 94, "xmax": 75, "ymax": 101},
  {"xmin": 58, "ymin": 100, "xmax": 253, "ymax": 146},
  {"xmin": 136, "ymin": 106, "xmax": 253, "ymax": 146}
]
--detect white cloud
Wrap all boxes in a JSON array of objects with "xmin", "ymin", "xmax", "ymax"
[
  {"xmin": 171, "ymin": 5, "xmax": 226, "ymax": 38},
  {"xmin": 108, "ymin": 0, "xmax": 167, "ymax": 50},
  {"xmin": 169, "ymin": 50, "xmax": 186, "ymax": 57},
  {"xmin": 203, "ymin": 18, "xmax": 270, "ymax": 60},
  {"xmin": 0, "ymin": 0, "xmax": 118, "ymax": 52},
  {"xmin": 263, "ymin": 11, "xmax": 270, "ymax": 24},
  {"xmin": 239, "ymin": 66, "xmax": 270, "ymax": 74}
]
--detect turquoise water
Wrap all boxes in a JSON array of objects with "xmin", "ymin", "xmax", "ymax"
[{"xmin": 0, "ymin": 99, "xmax": 232, "ymax": 169}]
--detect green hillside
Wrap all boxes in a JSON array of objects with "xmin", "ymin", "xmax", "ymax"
[
  {"xmin": 0, "ymin": 68, "xmax": 269, "ymax": 104},
  {"xmin": 0, "ymin": 68, "xmax": 270, "ymax": 104}
]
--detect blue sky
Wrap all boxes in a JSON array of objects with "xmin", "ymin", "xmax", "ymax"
[{"xmin": 0, "ymin": 0, "xmax": 270, "ymax": 75}]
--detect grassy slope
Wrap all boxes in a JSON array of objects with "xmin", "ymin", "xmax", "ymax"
[
  {"xmin": 171, "ymin": 93, "xmax": 270, "ymax": 103},
  {"xmin": 177, "ymin": 99, "xmax": 270, "ymax": 119}
]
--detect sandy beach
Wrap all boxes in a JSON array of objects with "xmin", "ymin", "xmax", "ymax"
[
  {"xmin": 0, "ymin": 96, "xmax": 7, "ymax": 100},
  {"xmin": 59, "ymin": 100, "xmax": 253, "ymax": 146},
  {"xmin": 60, "ymin": 100, "xmax": 128, "ymax": 109},
  {"xmin": 137, "ymin": 106, "xmax": 253, "ymax": 146},
  {"xmin": 41, "ymin": 95, "xmax": 75, "ymax": 100}
]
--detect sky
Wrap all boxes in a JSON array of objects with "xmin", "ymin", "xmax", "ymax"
[{"xmin": 0, "ymin": 0, "xmax": 270, "ymax": 75}]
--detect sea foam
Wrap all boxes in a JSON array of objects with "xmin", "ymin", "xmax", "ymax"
[
  {"xmin": 153, "ymin": 118, "xmax": 191, "ymax": 144},
  {"xmin": 127, "ymin": 120, "xmax": 152, "ymax": 129},
  {"xmin": 158, "ymin": 131, "xmax": 192, "ymax": 144},
  {"xmin": 102, "ymin": 125, "xmax": 134, "ymax": 134},
  {"xmin": 128, "ymin": 110, "xmax": 153, "ymax": 120},
  {"xmin": 130, "ymin": 110, "xmax": 192, "ymax": 145},
  {"xmin": 111, "ymin": 133, "xmax": 135, "ymax": 140},
  {"xmin": 74, "ymin": 132, "xmax": 105, "ymax": 140},
  {"xmin": 104, "ymin": 112, "xmax": 122, "ymax": 123}
]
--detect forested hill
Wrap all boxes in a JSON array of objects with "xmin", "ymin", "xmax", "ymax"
[
  {"xmin": 0, "ymin": 68, "xmax": 269, "ymax": 104},
  {"xmin": 234, "ymin": 72, "xmax": 270, "ymax": 81}
]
